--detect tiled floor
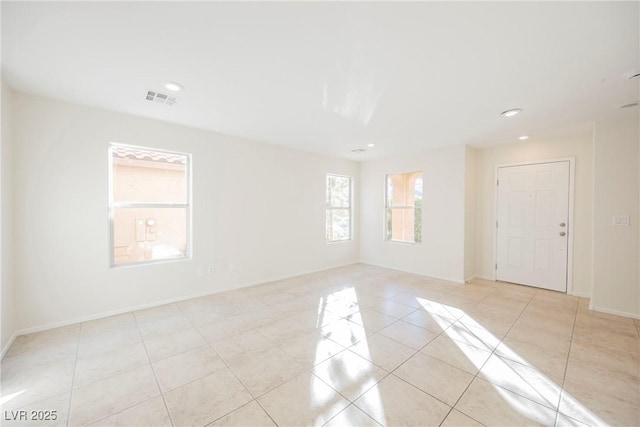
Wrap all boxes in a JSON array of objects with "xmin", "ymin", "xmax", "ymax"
[{"xmin": 1, "ymin": 264, "xmax": 639, "ymax": 426}]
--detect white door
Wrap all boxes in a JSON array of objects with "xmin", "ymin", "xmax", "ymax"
[{"xmin": 496, "ymin": 161, "xmax": 570, "ymax": 292}]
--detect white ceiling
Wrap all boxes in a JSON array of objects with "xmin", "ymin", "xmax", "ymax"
[{"xmin": 2, "ymin": 1, "xmax": 638, "ymax": 160}]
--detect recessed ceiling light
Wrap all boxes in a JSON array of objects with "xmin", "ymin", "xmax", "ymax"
[
  {"xmin": 518, "ymin": 135, "xmax": 529, "ymax": 140},
  {"xmin": 165, "ymin": 82, "xmax": 184, "ymax": 92},
  {"xmin": 501, "ymin": 108, "xmax": 522, "ymax": 117},
  {"xmin": 367, "ymin": 143, "xmax": 376, "ymax": 147}
]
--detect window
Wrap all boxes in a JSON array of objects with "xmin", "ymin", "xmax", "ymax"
[
  {"xmin": 326, "ymin": 174, "xmax": 352, "ymax": 242},
  {"xmin": 109, "ymin": 143, "xmax": 191, "ymax": 266},
  {"xmin": 385, "ymin": 171, "xmax": 422, "ymax": 243}
]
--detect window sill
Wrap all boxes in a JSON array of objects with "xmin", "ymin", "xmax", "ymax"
[
  {"xmin": 326, "ymin": 239, "xmax": 352, "ymax": 244},
  {"xmin": 384, "ymin": 240, "xmax": 421, "ymax": 245},
  {"xmin": 110, "ymin": 255, "xmax": 191, "ymax": 269}
]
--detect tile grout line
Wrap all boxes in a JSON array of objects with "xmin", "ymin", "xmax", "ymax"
[
  {"xmin": 436, "ymin": 284, "xmax": 509, "ymax": 426},
  {"xmin": 65, "ymin": 326, "xmax": 82, "ymax": 427},
  {"xmin": 436, "ymin": 285, "xmax": 538, "ymax": 426},
  {"xmin": 202, "ymin": 323, "xmax": 279, "ymax": 426},
  {"xmin": 371, "ymin": 281, "xmax": 508, "ymax": 425},
  {"xmin": 67, "ymin": 307, "xmax": 214, "ymax": 426},
  {"xmin": 174, "ymin": 297, "xmax": 358, "ymax": 425},
  {"xmin": 11, "ymin": 267, "xmax": 631, "ymax": 427},
  {"xmin": 321, "ymin": 401, "xmax": 383, "ymax": 427},
  {"xmin": 77, "ymin": 311, "xmax": 174, "ymax": 426},
  {"xmin": 475, "ymin": 289, "xmax": 581, "ymax": 419},
  {"xmin": 384, "ymin": 331, "xmax": 450, "ymax": 395},
  {"xmin": 253, "ymin": 398, "xmax": 281, "ymax": 427},
  {"xmin": 396, "ymin": 284, "xmax": 512, "ymax": 415},
  {"xmin": 132, "ymin": 311, "xmax": 175, "ymax": 427},
  {"xmin": 554, "ymin": 296, "xmax": 582, "ymax": 427},
  {"xmin": 64, "ymin": 319, "xmax": 174, "ymax": 427},
  {"xmin": 175, "ymin": 303, "xmax": 282, "ymax": 426},
  {"xmin": 243, "ymin": 313, "xmax": 391, "ymax": 425}
]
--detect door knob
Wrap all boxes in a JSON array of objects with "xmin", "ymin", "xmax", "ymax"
[
  {"xmin": 559, "ymin": 222, "xmax": 566, "ymax": 227},
  {"xmin": 559, "ymin": 231, "xmax": 566, "ymax": 236}
]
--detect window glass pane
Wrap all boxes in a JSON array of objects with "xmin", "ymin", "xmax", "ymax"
[
  {"xmin": 327, "ymin": 175, "xmax": 350, "ymax": 208},
  {"xmin": 112, "ymin": 146, "xmax": 187, "ymax": 204},
  {"xmin": 385, "ymin": 171, "xmax": 422, "ymax": 242},
  {"xmin": 113, "ymin": 207, "xmax": 187, "ymax": 265},
  {"xmin": 415, "ymin": 176, "xmax": 423, "ymax": 201},
  {"xmin": 326, "ymin": 174, "xmax": 352, "ymax": 242},
  {"xmin": 414, "ymin": 175, "xmax": 422, "ymax": 243},
  {"xmin": 385, "ymin": 207, "xmax": 392, "ymax": 240},
  {"xmin": 414, "ymin": 203, "xmax": 422, "ymax": 243},
  {"xmin": 326, "ymin": 209, "xmax": 332, "ymax": 240},
  {"xmin": 388, "ymin": 208, "xmax": 416, "ymax": 243},
  {"xmin": 328, "ymin": 208, "xmax": 350, "ymax": 241}
]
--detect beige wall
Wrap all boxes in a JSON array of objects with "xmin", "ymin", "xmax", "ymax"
[
  {"xmin": 360, "ymin": 145, "xmax": 466, "ymax": 283},
  {"xmin": 464, "ymin": 146, "xmax": 477, "ymax": 281},
  {"xmin": 1, "ymin": 80, "xmax": 16, "ymax": 353},
  {"xmin": 11, "ymin": 92, "xmax": 360, "ymax": 333},
  {"xmin": 592, "ymin": 112, "xmax": 639, "ymax": 318},
  {"xmin": 474, "ymin": 131, "xmax": 593, "ymax": 297},
  {"xmin": 5, "ymin": 89, "xmax": 638, "ymax": 339}
]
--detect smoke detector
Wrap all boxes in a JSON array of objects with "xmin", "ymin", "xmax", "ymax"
[{"xmin": 146, "ymin": 90, "xmax": 176, "ymax": 106}]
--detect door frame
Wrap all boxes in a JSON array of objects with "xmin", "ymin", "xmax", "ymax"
[{"xmin": 493, "ymin": 157, "xmax": 576, "ymax": 294}]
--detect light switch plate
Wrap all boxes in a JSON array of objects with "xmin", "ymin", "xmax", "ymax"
[{"xmin": 612, "ymin": 215, "xmax": 630, "ymax": 226}]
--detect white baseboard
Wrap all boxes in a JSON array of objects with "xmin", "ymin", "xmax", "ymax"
[
  {"xmin": 4, "ymin": 260, "xmax": 360, "ymax": 355},
  {"xmin": 570, "ymin": 290, "xmax": 591, "ymax": 298},
  {"xmin": 1, "ymin": 333, "xmax": 18, "ymax": 359},
  {"xmin": 358, "ymin": 261, "xmax": 465, "ymax": 284},
  {"xmin": 589, "ymin": 303, "xmax": 640, "ymax": 320},
  {"xmin": 454, "ymin": 275, "xmax": 593, "ymax": 300}
]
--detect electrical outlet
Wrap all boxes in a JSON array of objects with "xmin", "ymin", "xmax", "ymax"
[
  {"xmin": 612, "ymin": 215, "xmax": 630, "ymax": 226},
  {"xmin": 196, "ymin": 268, "xmax": 204, "ymax": 278},
  {"xmin": 207, "ymin": 266, "xmax": 215, "ymax": 276}
]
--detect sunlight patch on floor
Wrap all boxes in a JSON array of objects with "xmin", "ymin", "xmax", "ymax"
[
  {"xmin": 416, "ymin": 297, "xmax": 605, "ymax": 426},
  {"xmin": 0, "ymin": 389, "xmax": 26, "ymax": 407},
  {"xmin": 315, "ymin": 287, "xmax": 385, "ymax": 424}
]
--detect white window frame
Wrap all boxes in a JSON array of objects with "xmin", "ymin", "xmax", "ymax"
[
  {"xmin": 326, "ymin": 174, "xmax": 353, "ymax": 243},
  {"xmin": 384, "ymin": 171, "xmax": 422, "ymax": 244},
  {"xmin": 108, "ymin": 142, "xmax": 192, "ymax": 267}
]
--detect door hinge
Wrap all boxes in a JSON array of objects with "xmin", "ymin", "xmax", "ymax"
[
  {"xmin": 495, "ymin": 263, "xmax": 498, "ymax": 270},
  {"xmin": 496, "ymin": 220, "xmax": 498, "ymax": 228},
  {"xmin": 496, "ymin": 179, "xmax": 499, "ymax": 186}
]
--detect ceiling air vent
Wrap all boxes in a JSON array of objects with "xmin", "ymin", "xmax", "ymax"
[
  {"xmin": 351, "ymin": 148, "xmax": 366, "ymax": 153},
  {"xmin": 146, "ymin": 90, "xmax": 176, "ymax": 106}
]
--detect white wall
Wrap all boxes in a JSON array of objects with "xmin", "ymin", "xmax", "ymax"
[
  {"xmin": 1, "ymin": 80, "xmax": 16, "ymax": 351},
  {"xmin": 11, "ymin": 92, "xmax": 360, "ymax": 332},
  {"xmin": 474, "ymin": 131, "xmax": 593, "ymax": 297},
  {"xmin": 464, "ymin": 146, "xmax": 477, "ymax": 281},
  {"xmin": 592, "ymin": 112, "xmax": 639, "ymax": 318},
  {"xmin": 360, "ymin": 145, "xmax": 466, "ymax": 283}
]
